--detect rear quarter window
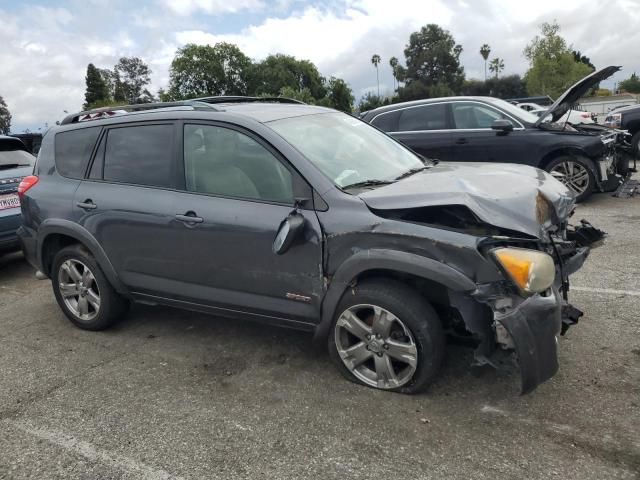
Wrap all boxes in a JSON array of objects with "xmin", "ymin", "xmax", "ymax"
[
  {"xmin": 371, "ymin": 111, "xmax": 400, "ymax": 132},
  {"xmin": 55, "ymin": 127, "xmax": 101, "ymax": 179}
]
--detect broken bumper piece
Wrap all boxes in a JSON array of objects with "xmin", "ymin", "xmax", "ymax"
[{"xmin": 494, "ymin": 290, "xmax": 563, "ymax": 395}]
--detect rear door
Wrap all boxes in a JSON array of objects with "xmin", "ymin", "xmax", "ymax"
[
  {"xmin": 370, "ymin": 103, "xmax": 455, "ymax": 161},
  {"xmin": 170, "ymin": 122, "xmax": 324, "ymax": 324},
  {"xmin": 73, "ymin": 122, "xmax": 183, "ymax": 295}
]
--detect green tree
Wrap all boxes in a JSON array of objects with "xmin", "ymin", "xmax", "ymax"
[
  {"xmin": 619, "ymin": 73, "xmax": 640, "ymax": 93},
  {"xmin": 278, "ymin": 86, "xmax": 316, "ymax": 104},
  {"xmin": 462, "ymin": 75, "xmax": 527, "ymax": 98},
  {"xmin": 389, "ymin": 56, "xmax": 400, "ymax": 91},
  {"xmin": 114, "ymin": 57, "xmax": 152, "ymax": 104},
  {"xmin": 167, "ymin": 43, "xmax": 251, "ymax": 100},
  {"xmin": 98, "ymin": 68, "xmax": 116, "ymax": 99},
  {"xmin": 371, "ymin": 54, "xmax": 381, "ymax": 96},
  {"xmin": 83, "ymin": 63, "xmax": 109, "ymax": 109},
  {"xmin": 0, "ymin": 95, "xmax": 11, "ymax": 134},
  {"xmin": 248, "ymin": 54, "xmax": 326, "ymax": 100},
  {"xmin": 523, "ymin": 21, "xmax": 593, "ymax": 98},
  {"xmin": 358, "ymin": 92, "xmax": 384, "ymax": 112},
  {"xmin": 480, "ymin": 44, "xmax": 491, "ymax": 81},
  {"xmin": 489, "ymin": 58, "xmax": 505, "ymax": 78},
  {"xmin": 398, "ymin": 24, "xmax": 465, "ymax": 101},
  {"xmin": 321, "ymin": 77, "xmax": 354, "ymax": 112}
]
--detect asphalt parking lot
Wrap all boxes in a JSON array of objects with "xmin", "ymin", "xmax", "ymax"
[{"xmin": 0, "ymin": 190, "xmax": 639, "ymax": 480}]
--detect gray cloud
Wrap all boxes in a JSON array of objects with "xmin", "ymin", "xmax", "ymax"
[{"xmin": 1, "ymin": 0, "xmax": 638, "ymax": 132}]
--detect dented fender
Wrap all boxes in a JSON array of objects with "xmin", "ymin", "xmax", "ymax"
[{"xmin": 312, "ymin": 248, "xmax": 477, "ymax": 346}]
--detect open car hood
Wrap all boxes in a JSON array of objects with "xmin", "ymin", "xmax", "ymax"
[
  {"xmin": 534, "ymin": 65, "xmax": 621, "ymax": 127},
  {"xmin": 358, "ymin": 162, "xmax": 575, "ymax": 239}
]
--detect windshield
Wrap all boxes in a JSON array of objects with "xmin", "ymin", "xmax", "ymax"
[
  {"xmin": 0, "ymin": 149, "xmax": 35, "ymax": 169},
  {"xmin": 485, "ymin": 98, "xmax": 541, "ymax": 124},
  {"xmin": 268, "ymin": 112, "xmax": 425, "ymax": 188}
]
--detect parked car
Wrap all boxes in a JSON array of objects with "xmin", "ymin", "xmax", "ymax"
[
  {"xmin": 604, "ymin": 104, "xmax": 640, "ymax": 156},
  {"xmin": 361, "ymin": 66, "xmax": 625, "ymax": 202},
  {"xmin": 18, "ymin": 97, "xmax": 603, "ymax": 394},
  {"xmin": 528, "ymin": 107, "xmax": 595, "ymax": 126},
  {"xmin": 0, "ymin": 136, "xmax": 34, "ymax": 254}
]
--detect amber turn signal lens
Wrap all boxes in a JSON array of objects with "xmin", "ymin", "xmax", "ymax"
[{"xmin": 493, "ymin": 248, "xmax": 555, "ymax": 294}]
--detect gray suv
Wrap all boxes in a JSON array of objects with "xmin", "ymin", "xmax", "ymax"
[{"xmin": 18, "ymin": 98, "xmax": 603, "ymax": 394}]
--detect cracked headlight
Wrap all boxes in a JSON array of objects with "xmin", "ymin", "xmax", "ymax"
[{"xmin": 493, "ymin": 247, "xmax": 555, "ymax": 295}]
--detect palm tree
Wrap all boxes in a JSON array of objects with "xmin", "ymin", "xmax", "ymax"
[
  {"xmin": 389, "ymin": 56, "xmax": 399, "ymax": 91},
  {"xmin": 489, "ymin": 57, "xmax": 505, "ymax": 79},
  {"xmin": 480, "ymin": 44, "xmax": 491, "ymax": 81},
  {"xmin": 371, "ymin": 54, "xmax": 381, "ymax": 97}
]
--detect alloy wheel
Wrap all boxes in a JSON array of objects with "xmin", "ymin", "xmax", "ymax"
[
  {"xmin": 549, "ymin": 161, "xmax": 590, "ymax": 196},
  {"xmin": 58, "ymin": 259, "xmax": 101, "ymax": 321},
  {"xmin": 334, "ymin": 304, "xmax": 418, "ymax": 389}
]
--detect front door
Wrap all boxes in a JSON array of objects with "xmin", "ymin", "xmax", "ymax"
[
  {"xmin": 449, "ymin": 101, "xmax": 525, "ymax": 163},
  {"xmin": 171, "ymin": 122, "xmax": 324, "ymax": 325}
]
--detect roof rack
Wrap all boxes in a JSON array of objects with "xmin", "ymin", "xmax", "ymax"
[
  {"xmin": 59, "ymin": 100, "xmax": 220, "ymax": 125},
  {"xmin": 193, "ymin": 96, "xmax": 305, "ymax": 105},
  {"xmin": 60, "ymin": 96, "xmax": 306, "ymax": 125}
]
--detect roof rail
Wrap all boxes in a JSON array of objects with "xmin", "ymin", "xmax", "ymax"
[
  {"xmin": 193, "ymin": 96, "xmax": 305, "ymax": 105},
  {"xmin": 59, "ymin": 100, "xmax": 220, "ymax": 125}
]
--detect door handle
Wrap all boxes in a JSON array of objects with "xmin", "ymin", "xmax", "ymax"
[
  {"xmin": 455, "ymin": 138, "xmax": 468, "ymax": 145},
  {"xmin": 76, "ymin": 200, "xmax": 97, "ymax": 210},
  {"xmin": 175, "ymin": 212, "xmax": 203, "ymax": 224}
]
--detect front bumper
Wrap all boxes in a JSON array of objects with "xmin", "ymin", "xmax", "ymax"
[{"xmin": 494, "ymin": 290, "xmax": 562, "ymax": 394}]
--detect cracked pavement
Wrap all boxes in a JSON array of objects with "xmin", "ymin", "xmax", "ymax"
[{"xmin": 0, "ymin": 190, "xmax": 639, "ymax": 479}]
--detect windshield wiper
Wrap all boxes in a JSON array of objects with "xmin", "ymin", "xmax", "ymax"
[
  {"xmin": 394, "ymin": 166, "xmax": 430, "ymax": 181},
  {"xmin": 341, "ymin": 179, "xmax": 394, "ymax": 190}
]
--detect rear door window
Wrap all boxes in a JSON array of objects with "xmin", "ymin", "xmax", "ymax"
[
  {"xmin": 102, "ymin": 124, "xmax": 174, "ymax": 188},
  {"xmin": 54, "ymin": 127, "xmax": 101, "ymax": 178},
  {"xmin": 397, "ymin": 104, "xmax": 448, "ymax": 132}
]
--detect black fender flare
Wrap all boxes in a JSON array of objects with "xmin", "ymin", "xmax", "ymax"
[
  {"xmin": 312, "ymin": 249, "xmax": 477, "ymax": 346},
  {"xmin": 37, "ymin": 219, "xmax": 128, "ymax": 295}
]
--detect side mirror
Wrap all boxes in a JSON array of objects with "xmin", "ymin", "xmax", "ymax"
[
  {"xmin": 273, "ymin": 212, "xmax": 305, "ymax": 255},
  {"xmin": 491, "ymin": 119, "xmax": 514, "ymax": 133}
]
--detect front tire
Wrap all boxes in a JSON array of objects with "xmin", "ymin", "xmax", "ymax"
[
  {"xmin": 51, "ymin": 244, "xmax": 128, "ymax": 331},
  {"xmin": 328, "ymin": 279, "xmax": 445, "ymax": 394},
  {"xmin": 546, "ymin": 155, "xmax": 596, "ymax": 202}
]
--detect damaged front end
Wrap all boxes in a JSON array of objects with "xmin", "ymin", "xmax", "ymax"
[
  {"xmin": 468, "ymin": 217, "xmax": 605, "ymax": 394},
  {"xmin": 358, "ymin": 166, "xmax": 605, "ymax": 393},
  {"xmin": 574, "ymin": 123, "xmax": 636, "ymax": 188}
]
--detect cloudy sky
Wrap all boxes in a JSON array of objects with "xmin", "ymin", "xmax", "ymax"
[{"xmin": 1, "ymin": 0, "xmax": 639, "ymax": 132}]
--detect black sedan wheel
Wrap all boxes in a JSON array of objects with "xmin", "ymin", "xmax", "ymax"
[{"xmin": 547, "ymin": 156, "xmax": 595, "ymax": 202}]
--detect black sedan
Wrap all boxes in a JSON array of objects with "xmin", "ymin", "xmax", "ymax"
[{"xmin": 361, "ymin": 67, "xmax": 626, "ymax": 202}]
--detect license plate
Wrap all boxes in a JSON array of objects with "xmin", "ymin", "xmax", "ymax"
[{"xmin": 0, "ymin": 193, "xmax": 20, "ymax": 211}]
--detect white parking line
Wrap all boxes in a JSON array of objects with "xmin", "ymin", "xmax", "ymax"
[
  {"xmin": 5, "ymin": 420, "xmax": 186, "ymax": 480},
  {"xmin": 571, "ymin": 286, "xmax": 640, "ymax": 297}
]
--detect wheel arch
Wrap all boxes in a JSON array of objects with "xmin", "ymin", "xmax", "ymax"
[
  {"xmin": 313, "ymin": 249, "xmax": 477, "ymax": 346},
  {"xmin": 37, "ymin": 219, "xmax": 128, "ymax": 295}
]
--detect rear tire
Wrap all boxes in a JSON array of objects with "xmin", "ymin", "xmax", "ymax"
[
  {"xmin": 51, "ymin": 244, "xmax": 129, "ymax": 331},
  {"xmin": 328, "ymin": 279, "xmax": 445, "ymax": 394},
  {"xmin": 546, "ymin": 155, "xmax": 596, "ymax": 202}
]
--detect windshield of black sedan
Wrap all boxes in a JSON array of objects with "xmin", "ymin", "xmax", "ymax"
[{"xmin": 268, "ymin": 112, "xmax": 425, "ymax": 188}]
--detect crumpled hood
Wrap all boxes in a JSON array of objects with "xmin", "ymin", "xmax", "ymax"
[
  {"xmin": 534, "ymin": 65, "xmax": 620, "ymax": 126},
  {"xmin": 359, "ymin": 162, "xmax": 575, "ymax": 239}
]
